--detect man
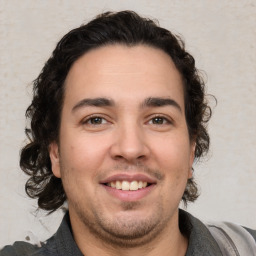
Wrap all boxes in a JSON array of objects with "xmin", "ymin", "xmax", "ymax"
[{"xmin": 1, "ymin": 11, "xmax": 255, "ymax": 256}]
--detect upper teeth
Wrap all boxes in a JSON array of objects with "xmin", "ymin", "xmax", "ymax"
[{"xmin": 107, "ymin": 181, "xmax": 148, "ymax": 191}]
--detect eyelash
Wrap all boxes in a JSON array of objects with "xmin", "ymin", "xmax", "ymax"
[
  {"xmin": 147, "ymin": 115, "xmax": 172, "ymax": 125},
  {"xmin": 82, "ymin": 114, "xmax": 172, "ymax": 126},
  {"xmin": 82, "ymin": 115, "xmax": 109, "ymax": 126}
]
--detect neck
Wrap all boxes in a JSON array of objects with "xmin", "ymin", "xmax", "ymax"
[{"xmin": 69, "ymin": 209, "xmax": 188, "ymax": 256}]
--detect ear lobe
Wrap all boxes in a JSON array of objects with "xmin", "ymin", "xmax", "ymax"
[{"xmin": 49, "ymin": 142, "xmax": 61, "ymax": 178}]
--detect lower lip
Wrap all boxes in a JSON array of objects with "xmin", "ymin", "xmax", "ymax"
[{"xmin": 102, "ymin": 184, "xmax": 156, "ymax": 201}]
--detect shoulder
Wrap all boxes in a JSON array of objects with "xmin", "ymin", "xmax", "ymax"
[
  {"xmin": 206, "ymin": 221, "xmax": 256, "ymax": 241},
  {"xmin": 206, "ymin": 221, "xmax": 256, "ymax": 255},
  {"xmin": 0, "ymin": 237, "xmax": 57, "ymax": 256},
  {"xmin": 179, "ymin": 210, "xmax": 256, "ymax": 256},
  {"xmin": 0, "ymin": 212, "xmax": 82, "ymax": 256},
  {"xmin": 0, "ymin": 241, "xmax": 38, "ymax": 256}
]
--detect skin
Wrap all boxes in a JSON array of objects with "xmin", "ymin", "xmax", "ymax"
[{"xmin": 49, "ymin": 45, "xmax": 195, "ymax": 256}]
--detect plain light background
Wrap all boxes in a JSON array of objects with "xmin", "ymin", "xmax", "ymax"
[{"xmin": 0, "ymin": 0, "xmax": 255, "ymax": 248}]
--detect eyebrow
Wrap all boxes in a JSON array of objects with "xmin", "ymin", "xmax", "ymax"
[
  {"xmin": 141, "ymin": 97, "xmax": 182, "ymax": 112},
  {"xmin": 72, "ymin": 97, "xmax": 114, "ymax": 112},
  {"xmin": 72, "ymin": 97, "xmax": 182, "ymax": 113}
]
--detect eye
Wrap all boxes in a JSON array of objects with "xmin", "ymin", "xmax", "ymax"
[
  {"xmin": 83, "ymin": 116, "xmax": 108, "ymax": 125},
  {"xmin": 148, "ymin": 116, "xmax": 171, "ymax": 125}
]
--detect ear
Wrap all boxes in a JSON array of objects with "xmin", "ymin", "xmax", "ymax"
[
  {"xmin": 188, "ymin": 141, "xmax": 196, "ymax": 179},
  {"xmin": 49, "ymin": 142, "xmax": 61, "ymax": 178}
]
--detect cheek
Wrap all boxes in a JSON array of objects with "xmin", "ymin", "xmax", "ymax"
[
  {"xmin": 153, "ymin": 135, "xmax": 191, "ymax": 166},
  {"xmin": 151, "ymin": 134, "xmax": 192, "ymax": 189},
  {"xmin": 60, "ymin": 133, "xmax": 111, "ymax": 174}
]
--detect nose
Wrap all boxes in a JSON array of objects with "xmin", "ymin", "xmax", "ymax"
[{"xmin": 110, "ymin": 122, "xmax": 150, "ymax": 162}]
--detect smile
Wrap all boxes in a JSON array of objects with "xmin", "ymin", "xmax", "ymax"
[
  {"xmin": 100, "ymin": 174, "xmax": 156, "ymax": 200},
  {"xmin": 106, "ymin": 180, "xmax": 148, "ymax": 191}
]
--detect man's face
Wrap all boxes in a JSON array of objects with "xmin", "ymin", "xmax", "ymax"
[{"xmin": 50, "ymin": 45, "xmax": 195, "ymax": 246}]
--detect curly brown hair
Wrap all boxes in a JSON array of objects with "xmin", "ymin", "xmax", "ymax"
[{"xmin": 20, "ymin": 11, "xmax": 212, "ymax": 212}]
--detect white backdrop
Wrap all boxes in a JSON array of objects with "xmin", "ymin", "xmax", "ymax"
[{"xmin": 0, "ymin": 0, "xmax": 255, "ymax": 248}]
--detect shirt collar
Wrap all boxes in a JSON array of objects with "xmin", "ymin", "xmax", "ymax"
[
  {"xmin": 179, "ymin": 209, "xmax": 222, "ymax": 256},
  {"xmin": 53, "ymin": 212, "xmax": 83, "ymax": 256}
]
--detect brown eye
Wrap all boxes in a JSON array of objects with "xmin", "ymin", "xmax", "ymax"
[
  {"xmin": 85, "ymin": 117, "xmax": 107, "ymax": 125},
  {"xmin": 152, "ymin": 117, "xmax": 164, "ymax": 124},
  {"xmin": 149, "ymin": 116, "xmax": 169, "ymax": 125}
]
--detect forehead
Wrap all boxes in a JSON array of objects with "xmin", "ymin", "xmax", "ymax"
[{"xmin": 64, "ymin": 44, "xmax": 184, "ymax": 108}]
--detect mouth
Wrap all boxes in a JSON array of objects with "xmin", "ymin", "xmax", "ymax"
[
  {"xmin": 104, "ymin": 180, "xmax": 151, "ymax": 191},
  {"xmin": 100, "ymin": 174, "xmax": 156, "ymax": 201}
]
